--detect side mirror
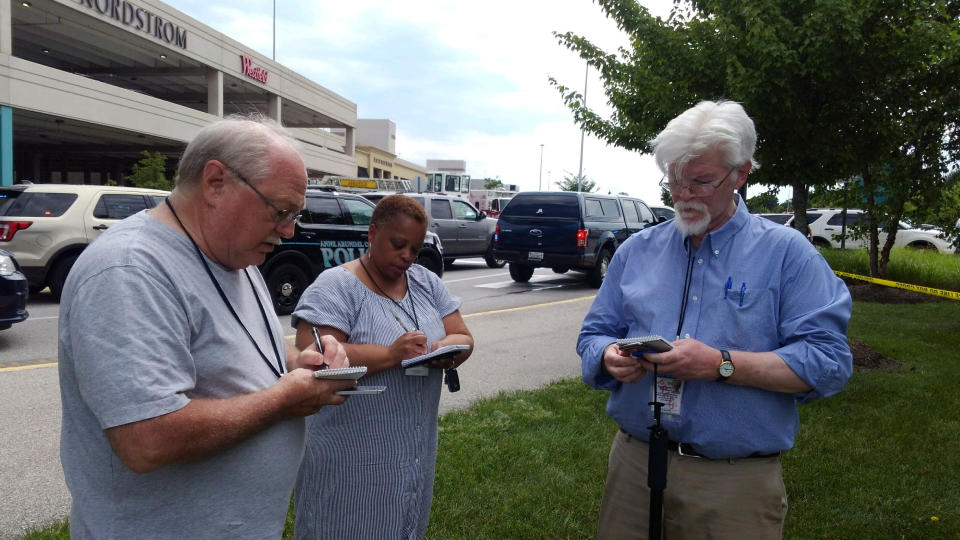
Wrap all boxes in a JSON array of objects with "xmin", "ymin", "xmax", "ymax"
[{"xmin": 477, "ymin": 211, "xmax": 487, "ymax": 221}]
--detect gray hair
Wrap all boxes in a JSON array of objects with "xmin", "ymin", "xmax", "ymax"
[
  {"xmin": 175, "ymin": 113, "xmax": 302, "ymax": 189},
  {"xmin": 651, "ymin": 100, "xmax": 759, "ymax": 178}
]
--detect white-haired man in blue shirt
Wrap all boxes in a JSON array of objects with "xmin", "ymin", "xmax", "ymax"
[{"xmin": 577, "ymin": 100, "xmax": 853, "ymax": 539}]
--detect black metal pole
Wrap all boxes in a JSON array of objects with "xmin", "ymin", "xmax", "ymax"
[{"xmin": 647, "ymin": 366, "xmax": 668, "ymax": 540}]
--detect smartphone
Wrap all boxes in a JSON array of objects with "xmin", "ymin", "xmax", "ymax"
[
  {"xmin": 616, "ymin": 335, "xmax": 673, "ymax": 354},
  {"xmin": 336, "ymin": 385, "xmax": 387, "ymax": 396}
]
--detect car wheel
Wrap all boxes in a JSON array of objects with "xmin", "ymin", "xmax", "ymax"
[
  {"xmin": 484, "ymin": 244, "xmax": 506, "ymax": 268},
  {"xmin": 587, "ymin": 247, "xmax": 612, "ymax": 288},
  {"xmin": 551, "ymin": 266, "xmax": 569, "ymax": 274},
  {"xmin": 508, "ymin": 262, "xmax": 534, "ymax": 283},
  {"xmin": 49, "ymin": 254, "xmax": 78, "ymax": 301},
  {"xmin": 265, "ymin": 262, "xmax": 310, "ymax": 316},
  {"xmin": 416, "ymin": 250, "xmax": 444, "ymax": 278},
  {"xmin": 906, "ymin": 241, "xmax": 935, "ymax": 250}
]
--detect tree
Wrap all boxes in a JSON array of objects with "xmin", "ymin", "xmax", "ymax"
[
  {"xmin": 555, "ymin": 172, "xmax": 598, "ymax": 192},
  {"xmin": 552, "ymin": 0, "xmax": 960, "ymax": 277},
  {"xmin": 483, "ymin": 178, "xmax": 505, "ymax": 190},
  {"xmin": 746, "ymin": 189, "xmax": 780, "ymax": 214},
  {"xmin": 126, "ymin": 151, "xmax": 173, "ymax": 191}
]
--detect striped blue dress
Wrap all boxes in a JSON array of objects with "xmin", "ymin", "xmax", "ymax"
[{"xmin": 291, "ymin": 265, "xmax": 461, "ymax": 539}]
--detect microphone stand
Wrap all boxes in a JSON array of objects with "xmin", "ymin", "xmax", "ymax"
[{"xmin": 647, "ymin": 365, "xmax": 667, "ymax": 540}]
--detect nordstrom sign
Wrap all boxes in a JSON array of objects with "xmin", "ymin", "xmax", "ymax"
[{"xmin": 74, "ymin": 0, "xmax": 187, "ymax": 49}]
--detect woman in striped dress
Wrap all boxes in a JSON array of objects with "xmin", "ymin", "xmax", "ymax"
[{"xmin": 291, "ymin": 194, "xmax": 474, "ymax": 539}]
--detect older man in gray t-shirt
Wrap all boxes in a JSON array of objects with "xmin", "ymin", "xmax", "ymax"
[{"xmin": 58, "ymin": 116, "xmax": 353, "ymax": 538}]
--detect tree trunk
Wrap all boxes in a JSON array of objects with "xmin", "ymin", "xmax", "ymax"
[{"xmin": 791, "ymin": 181, "xmax": 808, "ymax": 237}]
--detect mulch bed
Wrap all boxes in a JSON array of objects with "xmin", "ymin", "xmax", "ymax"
[{"xmin": 842, "ymin": 279, "xmax": 937, "ymax": 371}]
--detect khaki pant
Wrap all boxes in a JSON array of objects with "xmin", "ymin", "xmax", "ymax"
[{"xmin": 597, "ymin": 430, "xmax": 788, "ymax": 540}]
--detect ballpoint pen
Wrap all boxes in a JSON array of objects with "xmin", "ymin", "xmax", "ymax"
[
  {"xmin": 724, "ymin": 276, "xmax": 733, "ymax": 299},
  {"xmin": 311, "ymin": 326, "xmax": 329, "ymax": 370},
  {"xmin": 391, "ymin": 309, "xmax": 412, "ymax": 333},
  {"xmin": 739, "ymin": 282, "xmax": 746, "ymax": 307}
]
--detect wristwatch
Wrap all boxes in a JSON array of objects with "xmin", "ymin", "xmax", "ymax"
[{"xmin": 717, "ymin": 350, "xmax": 735, "ymax": 381}]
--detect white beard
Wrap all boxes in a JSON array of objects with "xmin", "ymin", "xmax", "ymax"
[{"xmin": 673, "ymin": 201, "xmax": 711, "ymax": 237}]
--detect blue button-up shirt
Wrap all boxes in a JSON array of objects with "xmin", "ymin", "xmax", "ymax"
[{"xmin": 577, "ymin": 196, "xmax": 853, "ymax": 459}]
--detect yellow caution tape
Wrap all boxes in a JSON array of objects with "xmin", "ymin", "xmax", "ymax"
[{"xmin": 834, "ymin": 270, "xmax": 960, "ymax": 301}]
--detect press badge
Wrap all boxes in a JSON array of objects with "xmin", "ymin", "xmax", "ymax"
[
  {"xmin": 654, "ymin": 376, "xmax": 684, "ymax": 416},
  {"xmin": 404, "ymin": 366, "xmax": 429, "ymax": 377}
]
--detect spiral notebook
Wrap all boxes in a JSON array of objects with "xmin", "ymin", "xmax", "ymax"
[
  {"xmin": 400, "ymin": 344, "xmax": 471, "ymax": 369},
  {"xmin": 313, "ymin": 366, "xmax": 368, "ymax": 380}
]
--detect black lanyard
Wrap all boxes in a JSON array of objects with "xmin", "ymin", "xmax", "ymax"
[
  {"xmin": 165, "ymin": 199, "xmax": 285, "ymax": 379},
  {"xmin": 358, "ymin": 255, "xmax": 419, "ymax": 330}
]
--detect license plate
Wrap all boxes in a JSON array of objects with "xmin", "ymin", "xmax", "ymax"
[{"xmin": 528, "ymin": 251, "xmax": 543, "ymax": 261}]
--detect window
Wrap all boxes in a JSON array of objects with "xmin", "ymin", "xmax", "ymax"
[
  {"xmin": 500, "ymin": 194, "xmax": 579, "ymax": 219},
  {"xmin": 452, "ymin": 200, "xmax": 478, "ymax": 220},
  {"xmin": 93, "ymin": 194, "xmax": 149, "ymax": 220},
  {"xmin": 0, "ymin": 191, "xmax": 77, "ymax": 217},
  {"xmin": 622, "ymin": 199, "xmax": 640, "ymax": 224},
  {"xmin": 827, "ymin": 212, "xmax": 861, "ymax": 226},
  {"xmin": 302, "ymin": 197, "xmax": 343, "ymax": 225},
  {"xmin": 357, "ymin": 166, "xmax": 369, "ymax": 178},
  {"xmin": 342, "ymin": 198, "xmax": 374, "ymax": 225},
  {"xmin": 584, "ymin": 198, "xmax": 604, "ymax": 218},
  {"xmin": 431, "ymin": 199, "xmax": 453, "ymax": 219},
  {"xmin": 600, "ymin": 199, "xmax": 622, "ymax": 218},
  {"xmin": 637, "ymin": 202, "xmax": 655, "ymax": 224}
]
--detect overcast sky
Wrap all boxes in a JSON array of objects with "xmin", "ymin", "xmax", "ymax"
[{"xmin": 163, "ymin": 0, "xmax": 675, "ymax": 204}]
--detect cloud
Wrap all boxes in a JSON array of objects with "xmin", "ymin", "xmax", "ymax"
[{"xmin": 163, "ymin": 0, "xmax": 675, "ymax": 204}]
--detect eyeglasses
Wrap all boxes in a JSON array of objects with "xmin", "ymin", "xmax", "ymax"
[
  {"xmin": 659, "ymin": 165, "xmax": 739, "ymax": 197},
  {"xmin": 222, "ymin": 163, "xmax": 302, "ymax": 225}
]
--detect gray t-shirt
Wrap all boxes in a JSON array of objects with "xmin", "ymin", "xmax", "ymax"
[{"xmin": 58, "ymin": 211, "xmax": 303, "ymax": 539}]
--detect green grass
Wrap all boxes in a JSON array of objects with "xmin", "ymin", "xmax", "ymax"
[
  {"xmin": 819, "ymin": 247, "xmax": 960, "ymax": 292},
  {"xmin": 19, "ymin": 255, "xmax": 960, "ymax": 539}
]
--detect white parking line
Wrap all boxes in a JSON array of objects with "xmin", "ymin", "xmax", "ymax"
[
  {"xmin": 476, "ymin": 275, "xmax": 566, "ymax": 289},
  {"xmin": 443, "ymin": 272, "xmax": 509, "ymax": 283}
]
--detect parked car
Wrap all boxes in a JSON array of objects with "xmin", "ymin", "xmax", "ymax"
[
  {"xmin": 0, "ymin": 184, "xmax": 169, "ymax": 299},
  {"xmin": 0, "ymin": 248, "xmax": 30, "ymax": 331},
  {"xmin": 361, "ymin": 192, "xmax": 502, "ymax": 268},
  {"xmin": 493, "ymin": 191, "xmax": 657, "ymax": 287},
  {"xmin": 786, "ymin": 208, "xmax": 955, "ymax": 253},
  {"xmin": 649, "ymin": 205, "xmax": 676, "ymax": 223},
  {"xmin": 757, "ymin": 213, "xmax": 792, "ymax": 225},
  {"xmin": 260, "ymin": 189, "xmax": 444, "ymax": 314}
]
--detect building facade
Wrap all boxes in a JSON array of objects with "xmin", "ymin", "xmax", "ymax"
[{"xmin": 0, "ymin": 0, "xmax": 357, "ymax": 186}]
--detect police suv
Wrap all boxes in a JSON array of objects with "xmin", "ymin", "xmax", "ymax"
[{"xmin": 259, "ymin": 188, "xmax": 444, "ymax": 315}]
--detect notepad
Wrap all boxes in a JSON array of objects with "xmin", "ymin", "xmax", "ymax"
[
  {"xmin": 313, "ymin": 366, "xmax": 368, "ymax": 380},
  {"xmin": 616, "ymin": 335, "xmax": 673, "ymax": 353},
  {"xmin": 400, "ymin": 344, "xmax": 471, "ymax": 369}
]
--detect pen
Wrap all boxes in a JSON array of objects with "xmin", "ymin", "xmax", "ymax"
[
  {"xmin": 739, "ymin": 282, "xmax": 746, "ymax": 307},
  {"xmin": 311, "ymin": 326, "xmax": 328, "ymax": 370},
  {"xmin": 391, "ymin": 309, "xmax": 412, "ymax": 333},
  {"xmin": 724, "ymin": 276, "xmax": 732, "ymax": 299}
]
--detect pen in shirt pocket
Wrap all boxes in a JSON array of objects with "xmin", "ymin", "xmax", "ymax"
[
  {"xmin": 739, "ymin": 282, "xmax": 746, "ymax": 307},
  {"xmin": 724, "ymin": 276, "xmax": 732, "ymax": 299}
]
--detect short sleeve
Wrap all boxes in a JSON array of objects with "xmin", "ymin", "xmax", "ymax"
[
  {"xmin": 291, "ymin": 268, "xmax": 364, "ymax": 335},
  {"xmin": 64, "ymin": 265, "xmax": 192, "ymax": 429}
]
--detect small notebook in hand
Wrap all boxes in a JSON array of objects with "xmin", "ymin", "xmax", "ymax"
[
  {"xmin": 616, "ymin": 335, "xmax": 673, "ymax": 353},
  {"xmin": 313, "ymin": 366, "xmax": 368, "ymax": 380},
  {"xmin": 401, "ymin": 344, "xmax": 471, "ymax": 369}
]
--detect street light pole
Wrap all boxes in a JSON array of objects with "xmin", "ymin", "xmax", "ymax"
[
  {"xmin": 272, "ymin": 0, "xmax": 276, "ymax": 60},
  {"xmin": 577, "ymin": 63, "xmax": 588, "ymax": 193},
  {"xmin": 538, "ymin": 144, "xmax": 544, "ymax": 191}
]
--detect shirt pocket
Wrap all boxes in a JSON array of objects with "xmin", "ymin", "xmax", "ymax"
[{"xmin": 711, "ymin": 285, "xmax": 779, "ymax": 351}]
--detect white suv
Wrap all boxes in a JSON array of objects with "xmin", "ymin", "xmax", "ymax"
[
  {"xmin": 0, "ymin": 184, "xmax": 169, "ymax": 299},
  {"xmin": 788, "ymin": 208, "xmax": 955, "ymax": 253}
]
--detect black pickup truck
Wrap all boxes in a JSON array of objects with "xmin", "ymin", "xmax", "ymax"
[{"xmin": 492, "ymin": 191, "xmax": 659, "ymax": 287}]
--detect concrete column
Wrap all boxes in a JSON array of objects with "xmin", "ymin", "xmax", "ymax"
[
  {"xmin": 1, "ymin": 0, "xmax": 12, "ymax": 55},
  {"xmin": 344, "ymin": 126, "xmax": 355, "ymax": 157},
  {"xmin": 206, "ymin": 69, "xmax": 223, "ymax": 117},
  {"xmin": 268, "ymin": 94, "xmax": 281, "ymax": 123},
  {"xmin": 1, "ymin": 106, "xmax": 12, "ymax": 186}
]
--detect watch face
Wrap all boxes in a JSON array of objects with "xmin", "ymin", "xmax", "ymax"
[{"xmin": 718, "ymin": 361, "xmax": 735, "ymax": 378}]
